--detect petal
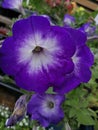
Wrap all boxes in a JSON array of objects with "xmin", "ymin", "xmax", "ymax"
[
  {"xmin": 48, "ymin": 59, "xmax": 74, "ymax": 86},
  {"xmin": 13, "ymin": 16, "xmax": 50, "ymax": 40},
  {"xmin": 54, "ymin": 72, "xmax": 80, "ymax": 94},
  {"xmin": 55, "ymin": 63, "xmax": 92, "ymax": 94},
  {"xmin": 0, "ymin": 37, "xmax": 21, "ymax": 75},
  {"xmin": 74, "ymin": 62, "xmax": 92, "ymax": 82},
  {"xmin": 50, "ymin": 109, "xmax": 64, "ymax": 124},
  {"xmin": 31, "ymin": 112, "xmax": 50, "ymax": 127},
  {"xmin": 39, "ymin": 117, "xmax": 50, "ymax": 127},
  {"xmin": 65, "ymin": 27, "xmax": 87, "ymax": 47},
  {"xmin": 51, "ymin": 26, "xmax": 76, "ymax": 58},
  {"xmin": 74, "ymin": 45, "xmax": 94, "ymax": 67},
  {"xmin": 15, "ymin": 68, "xmax": 50, "ymax": 93},
  {"xmin": 54, "ymin": 94, "xmax": 65, "ymax": 105},
  {"xmin": 27, "ymin": 94, "xmax": 41, "ymax": 114},
  {"xmin": 72, "ymin": 45, "xmax": 94, "ymax": 82}
]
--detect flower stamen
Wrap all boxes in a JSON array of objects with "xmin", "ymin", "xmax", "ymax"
[
  {"xmin": 33, "ymin": 46, "xmax": 43, "ymax": 53},
  {"xmin": 48, "ymin": 101, "xmax": 54, "ymax": 109}
]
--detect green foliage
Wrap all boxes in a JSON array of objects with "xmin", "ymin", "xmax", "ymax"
[
  {"xmin": 62, "ymin": 85, "xmax": 97, "ymax": 129},
  {"xmin": 73, "ymin": 7, "xmax": 90, "ymax": 27},
  {"xmin": 23, "ymin": 0, "xmax": 66, "ymax": 25}
]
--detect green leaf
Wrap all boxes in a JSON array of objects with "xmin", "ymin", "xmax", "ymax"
[
  {"xmin": 69, "ymin": 108, "xmax": 76, "ymax": 118},
  {"xmin": 76, "ymin": 109, "xmax": 95, "ymax": 125}
]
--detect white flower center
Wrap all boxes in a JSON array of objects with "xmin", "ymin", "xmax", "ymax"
[
  {"xmin": 17, "ymin": 33, "xmax": 61, "ymax": 74},
  {"xmin": 41, "ymin": 96, "xmax": 57, "ymax": 117}
]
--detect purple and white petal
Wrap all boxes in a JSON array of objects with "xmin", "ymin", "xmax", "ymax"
[
  {"xmin": 72, "ymin": 45, "xmax": 94, "ymax": 67},
  {"xmin": 54, "ymin": 28, "xmax": 94, "ymax": 94},
  {"xmin": 54, "ymin": 43, "xmax": 94, "ymax": 94}
]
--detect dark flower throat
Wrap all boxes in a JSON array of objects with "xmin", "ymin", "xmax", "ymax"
[
  {"xmin": 33, "ymin": 46, "xmax": 43, "ymax": 53},
  {"xmin": 48, "ymin": 101, "xmax": 54, "ymax": 109}
]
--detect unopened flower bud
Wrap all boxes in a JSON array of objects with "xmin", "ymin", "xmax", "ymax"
[{"xmin": 5, "ymin": 95, "xmax": 28, "ymax": 126}]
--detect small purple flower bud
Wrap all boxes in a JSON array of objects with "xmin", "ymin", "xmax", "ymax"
[
  {"xmin": 5, "ymin": 95, "xmax": 28, "ymax": 126},
  {"xmin": 2, "ymin": 0, "xmax": 25, "ymax": 15},
  {"xmin": 2, "ymin": 0, "xmax": 23, "ymax": 10},
  {"xmin": 63, "ymin": 14, "xmax": 75, "ymax": 27},
  {"xmin": 79, "ymin": 22, "xmax": 96, "ymax": 36}
]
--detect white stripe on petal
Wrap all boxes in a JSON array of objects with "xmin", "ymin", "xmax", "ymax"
[
  {"xmin": 72, "ymin": 48, "xmax": 81, "ymax": 76},
  {"xmin": 72, "ymin": 48, "xmax": 79, "ymax": 65}
]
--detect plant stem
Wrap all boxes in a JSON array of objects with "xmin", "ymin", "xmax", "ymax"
[{"xmin": 87, "ymin": 35, "xmax": 98, "ymax": 40}]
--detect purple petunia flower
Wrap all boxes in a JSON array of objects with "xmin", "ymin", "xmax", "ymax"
[
  {"xmin": 63, "ymin": 14, "xmax": 75, "ymax": 27},
  {"xmin": 79, "ymin": 22, "xmax": 96, "ymax": 36},
  {"xmin": 54, "ymin": 27, "xmax": 94, "ymax": 94},
  {"xmin": 0, "ymin": 15, "xmax": 76, "ymax": 93},
  {"xmin": 27, "ymin": 93, "xmax": 65, "ymax": 127},
  {"xmin": 0, "ymin": 16, "xmax": 93, "ymax": 94},
  {"xmin": 2, "ymin": 0, "xmax": 23, "ymax": 11}
]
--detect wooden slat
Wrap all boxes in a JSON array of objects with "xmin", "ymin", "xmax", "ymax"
[{"xmin": 75, "ymin": 0, "xmax": 98, "ymax": 11}]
